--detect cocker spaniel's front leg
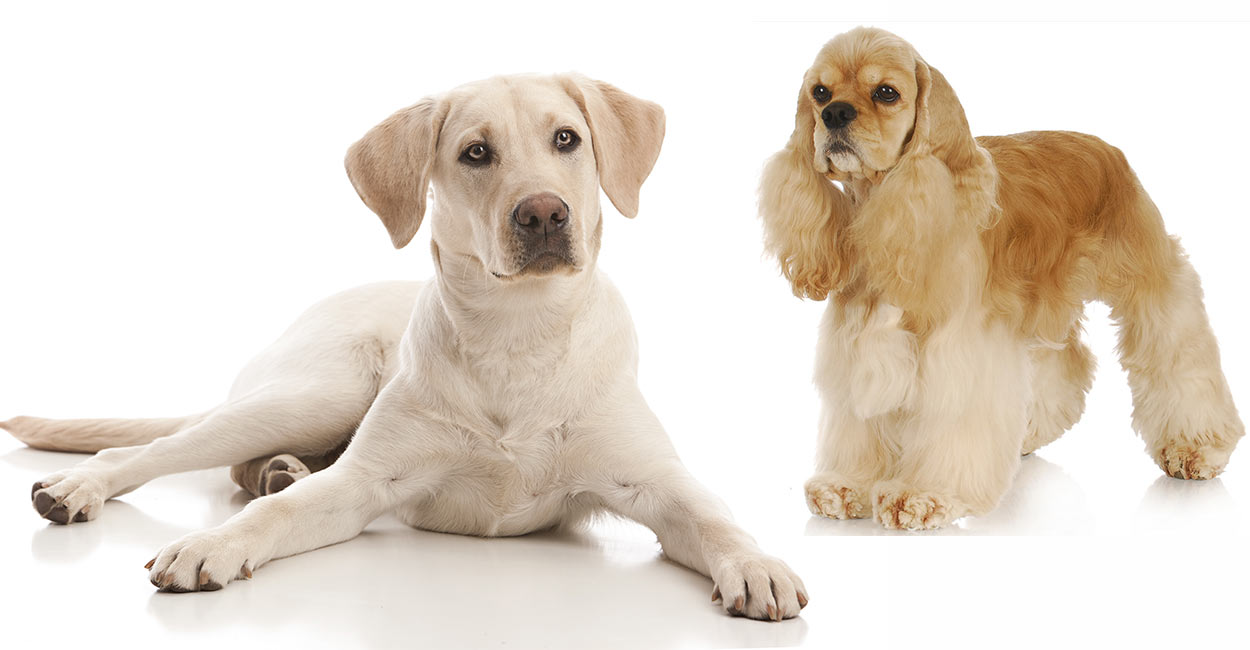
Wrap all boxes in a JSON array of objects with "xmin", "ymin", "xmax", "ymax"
[
  {"xmin": 870, "ymin": 322, "xmax": 1030, "ymax": 530},
  {"xmin": 806, "ymin": 302, "xmax": 914, "ymax": 520}
]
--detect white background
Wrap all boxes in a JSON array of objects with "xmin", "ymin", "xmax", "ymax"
[{"xmin": 2, "ymin": 1, "xmax": 1248, "ymax": 648}]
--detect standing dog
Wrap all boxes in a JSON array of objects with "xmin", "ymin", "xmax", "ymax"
[
  {"xmin": 759, "ymin": 27, "xmax": 1243, "ymax": 529},
  {"xmin": 5, "ymin": 74, "xmax": 805, "ymax": 620}
]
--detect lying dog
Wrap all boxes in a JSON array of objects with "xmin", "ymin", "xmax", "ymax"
[
  {"xmin": 4, "ymin": 74, "xmax": 806, "ymax": 620},
  {"xmin": 759, "ymin": 27, "xmax": 1244, "ymax": 529}
]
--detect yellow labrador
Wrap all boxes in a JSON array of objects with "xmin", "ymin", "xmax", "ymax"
[{"xmin": 5, "ymin": 74, "xmax": 806, "ymax": 621}]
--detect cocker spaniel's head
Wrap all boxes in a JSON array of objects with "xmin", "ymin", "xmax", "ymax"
[
  {"xmin": 799, "ymin": 26, "xmax": 978, "ymax": 183},
  {"xmin": 759, "ymin": 27, "xmax": 992, "ymax": 302},
  {"xmin": 803, "ymin": 28, "xmax": 920, "ymax": 181}
]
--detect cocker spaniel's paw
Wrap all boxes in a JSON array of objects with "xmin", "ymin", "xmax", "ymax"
[
  {"xmin": 1153, "ymin": 442, "xmax": 1232, "ymax": 480},
  {"xmin": 870, "ymin": 481, "xmax": 967, "ymax": 530},
  {"xmin": 710, "ymin": 553, "xmax": 808, "ymax": 621},
  {"xmin": 31, "ymin": 469, "xmax": 108, "ymax": 525},
  {"xmin": 804, "ymin": 474, "xmax": 868, "ymax": 519},
  {"xmin": 147, "ymin": 529, "xmax": 255, "ymax": 593}
]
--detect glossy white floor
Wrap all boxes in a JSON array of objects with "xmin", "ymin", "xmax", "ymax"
[{"xmin": 4, "ymin": 4, "xmax": 1249, "ymax": 649}]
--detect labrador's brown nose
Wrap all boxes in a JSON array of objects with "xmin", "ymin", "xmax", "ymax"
[{"xmin": 512, "ymin": 193, "xmax": 569, "ymax": 233}]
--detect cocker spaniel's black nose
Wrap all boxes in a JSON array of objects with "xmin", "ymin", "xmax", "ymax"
[{"xmin": 821, "ymin": 102, "xmax": 857, "ymax": 130}]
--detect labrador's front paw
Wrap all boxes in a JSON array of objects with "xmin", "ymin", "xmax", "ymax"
[
  {"xmin": 711, "ymin": 554, "xmax": 808, "ymax": 621},
  {"xmin": 147, "ymin": 529, "xmax": 255, "ymax": 592}
]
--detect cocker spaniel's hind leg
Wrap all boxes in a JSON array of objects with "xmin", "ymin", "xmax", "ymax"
[
  {"xmin": 1107, "ymin": 247, "xmax": 1244, "ymax": 479},
  {"xmin": 1023, "ymin": 325, "xmax": 1095, "ymax": 455}
]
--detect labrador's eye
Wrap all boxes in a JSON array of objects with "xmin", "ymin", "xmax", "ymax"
[
  {"xmin": 873, "ymin": 85, "xmax": 899, "ymax": 103},
  {"xmin": 460, "ymin": 142, "xmax": 491, "ymax": 166},
  {"xmin": 812, "ymin": 85, "xmax": 831, "ymax": 103},
  {"xmin": 555, "ymin": 129, "xmax": 580, "ymax": 151}
]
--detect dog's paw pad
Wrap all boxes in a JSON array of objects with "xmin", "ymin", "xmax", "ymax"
[
  {"xmin": 258, "ymin": 454, "xmax": 310, "ymax": 496},
  {"xmin": 31, "ymin": 472, "xmax": 105, "ymax": 525},
  {"xmin": 264, "ymin": 471, "xmax": 297, "ymax": 494}
]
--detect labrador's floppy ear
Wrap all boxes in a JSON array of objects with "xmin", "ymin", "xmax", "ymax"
[
  {"xmin": 560, "ymin": 75, "xmax": 665, "ymax": 218},
  {"xmin": 345, "ymin": 97, "xmax": 447, "ymax": 249}
]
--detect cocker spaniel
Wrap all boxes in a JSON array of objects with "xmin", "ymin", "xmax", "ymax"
[{"xmin": 759, "ymin": 27, "xmax": 1244, "ymax": 529}]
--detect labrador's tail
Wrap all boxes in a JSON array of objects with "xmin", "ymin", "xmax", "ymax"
[{"xmin": 1, "ymin": 412, "xmax": 209, "ymax": 453}]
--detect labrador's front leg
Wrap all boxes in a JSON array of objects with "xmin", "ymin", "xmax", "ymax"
[
  {"xmin": 147, "ymin": 461, "xmax": 387, "ymax": 591},
  {"xmin": 147, "ymin": 395, "xmax": 450, "ymax": 592},
  {"xmin": 636, "ymin": 473, "xmax": 807, "ymax": 621},
  {"xmin": 585, "ymin": 397, "xmax": 807, "ymax": 621}
]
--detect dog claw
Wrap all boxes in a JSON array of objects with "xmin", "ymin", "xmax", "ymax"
[
  {"xmin": 144, "ymin": 558, "xmax": 155, "ymax": 570},
  {"xmin": 711, "ymin": 586, "xmax": 721, "ymax": 602},
  {"xmin": 241, "ymin": 564, "xmax": 252, "ymax": 579},
  {"xmin": 797, "ymin": 592, "xmax": 809, "ymax": 608},
  {"xmin": 198, "ymin": 571, "xmax": 222, "ymax": 590}
]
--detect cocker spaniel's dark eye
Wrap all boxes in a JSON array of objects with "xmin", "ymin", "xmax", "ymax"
[
  {"xmin": 873, "ymin": 85, "xmax": 900, "ymax": 103},
  {"xmin": 812, "ymin": 85, "xmax": 831, "ymax": 103},
  {"xmin": 460, "ymin": 142, "xmax": 491, "ymax": 166},
  {"xmin": 554, "ymin": 128, "xmax": 580, "ymax": 151}
]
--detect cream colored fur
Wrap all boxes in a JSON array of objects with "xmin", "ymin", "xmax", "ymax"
[
  {"xmin": 761, "ymin": 27, "xmax": 1244, "ymax": 529},
  {"xmin": 4, "ymin": 74, "xmax": 805, "ymax": 620}
]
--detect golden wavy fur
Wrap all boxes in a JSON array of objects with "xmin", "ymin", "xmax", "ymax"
[{"xmin": 759, "ymin": 27, "xmax": 1244, "ymax": 529}]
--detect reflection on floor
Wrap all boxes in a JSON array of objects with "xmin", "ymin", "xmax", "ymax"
[{"xmin": 4, "ymin": 434, "xmax": 1246, "ymax": 649}]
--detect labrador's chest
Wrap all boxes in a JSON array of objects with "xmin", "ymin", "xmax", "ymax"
[{"xmin": 395, "ymin": 416, "xmax": 595, "ymax": 537}]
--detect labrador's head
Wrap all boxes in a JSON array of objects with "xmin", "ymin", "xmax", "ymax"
[{"xmin": 345, "ymin": 74, "xmax": 665, "ymax": 281}]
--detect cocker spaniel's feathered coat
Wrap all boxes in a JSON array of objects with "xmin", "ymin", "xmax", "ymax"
[{"xmin": 759, "ymin": 27, "xmax": 1243, "ymax": 529}]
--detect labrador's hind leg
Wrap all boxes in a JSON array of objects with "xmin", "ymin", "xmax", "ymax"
[
  {"xmin": 30, "ymin": 387, "xmax": 370, "ymax": 525},
  {"xmin": 230, "ymin": 441, "xmax": 350, "ymax": 497}
]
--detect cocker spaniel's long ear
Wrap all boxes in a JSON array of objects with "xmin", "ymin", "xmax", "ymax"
[
  {"xmin": 904, "ymin": 59, "xmax": 980, "ymax": 172},
  {"xmin": 759, "ymin": 85, "xmax": 856, "ymax": 301},
  {"xmin": 852, "ymin": 55, "xmax": 997, "ymax": 327},
  {"xmin": 560, "ymin": 75, "xmax": 665, "ymax": 219},
  {"xmin": 345, "ymin": 97, "xmax": 447, "ymax": 249}
]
